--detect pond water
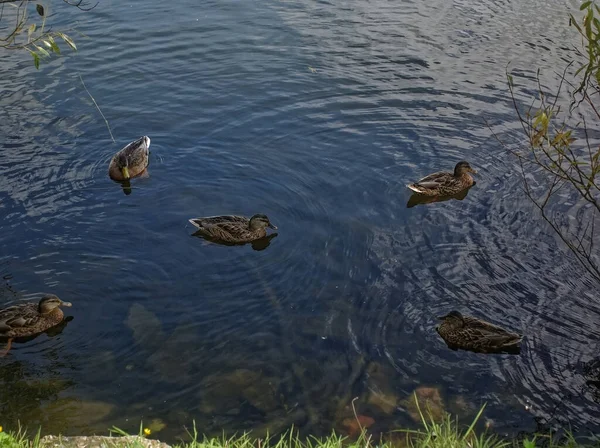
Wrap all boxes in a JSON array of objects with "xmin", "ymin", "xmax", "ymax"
[{"xmin": 1, "ymin": 0, "xmax": 600, "ymax": 442}]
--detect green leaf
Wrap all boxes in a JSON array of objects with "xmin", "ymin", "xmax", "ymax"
[
  {"xmin": 36, "ymin": 3, "xmax": 44, "ymax": 16},
  {"xmin": 32, "ymin": 52, "xmax": 40, "ymax": 69},
  {"xmin": 34, "ymin": 44, "xmax": 50, "ymax": 57},
  {"xmin": 58, "ymin": 32, "xmax": 77, "ymax": 51},
  {"xmin": 48, "ymin": 36, "xmax": 60, "ymax": 54},
  {"xmin": 581, "ymin": 0, "xmax": 592, "ymax": 10},
  {"xmin": 28, "ymin": 23, "xmax": 36, "ymax": 38},
  {"xmin": 507, "ymin": 74, "xmax": 514, "ymax": 87}
]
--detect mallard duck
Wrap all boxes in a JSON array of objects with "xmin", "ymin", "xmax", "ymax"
[
  {"xmin": 108, "ymin": 136, "xmax": 150, "ymax": 181},
  {"xmin": 407, "ymin": 161, "xmax": 476, "ymax": 196},
  {"xmin": 189, "ymin": 214, "xmax": 277, "ymax": 244},
  {"xmin": 0, "ymin": 294, "xmax": 72, "ymax": 356},
  {"xmin": 436, "ymin": 311, "xmax": 522, "ymax": 354}
]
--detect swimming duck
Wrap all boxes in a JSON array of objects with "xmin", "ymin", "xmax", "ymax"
[
  {"xmin": 436, "ymin": 311, "xmax": 522, "ymax": 354},
  {"xmin": 0, "ymin": 294, "xmax": 72, "ymax": 356},
  {"xmin": 189, "ymin": 214, "xmax": 277, "ymax": 244},
  {"xmin": 407, "ymin": 161, "xmax": 476, "ymax": 197},
  {"xmin": 108, "ymin": 136, "xmax": 150, "ymax": 181}
]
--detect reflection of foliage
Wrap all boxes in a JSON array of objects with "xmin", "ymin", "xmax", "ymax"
[
  {"xmin": 0, "ymin": 358, "xmax": 72, "ymax": 430},
  {"xmin": 493, "ymin": 2, "xmax": 600, "ymax": 283},
  {"xmin": 583, "ymin": 358, "xmax": 600, "ymax": 403},
  {"xmin": 0, "ymin": 0, "xmax": 94, "ymax": 68}
]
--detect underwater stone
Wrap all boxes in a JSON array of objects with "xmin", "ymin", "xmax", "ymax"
[
  {"xmin": 126, "ymin": 303, "xmax": 165, "ymax": 352},
  {"xmin": 402, "ymin": 386, "xmax": 445, "ymax": 423}
]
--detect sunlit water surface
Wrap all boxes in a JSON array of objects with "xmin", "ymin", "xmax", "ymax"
[{"xmin": 1, "ymin": 0, "xmax": 600, "ymax": 442}]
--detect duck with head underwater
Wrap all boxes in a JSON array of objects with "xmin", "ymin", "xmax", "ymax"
[
  {"xmin": 189, "ymin": 214, "xmax": 277, "ymax": 244},
  {"xmin": 108, "ymin": 136, "xmax": 151, "ymax": 181},
  {"xmin": 0, "ymin": 294, "xmax": 72, "ymax": 356},
  {"xmin": 407, "ymin": 161, "xmax": 477, "ymax": 197},
  {"xmin": 436, "ymin": 310, "xmax": 523, "ymax": 354}
]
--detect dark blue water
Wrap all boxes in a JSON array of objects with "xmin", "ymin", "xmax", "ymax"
[{"xmin": 1, "ymin": 0, "xmax": 600, "ymax": 442}]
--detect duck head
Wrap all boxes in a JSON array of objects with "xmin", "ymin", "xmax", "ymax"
[
  {"xmin": 454, "ymin": 161, "xmax": 477, "ymax": 176},
  {"xmin": 249, "ymin": 214, "xmax": 277, "ymax": 231},
  {"xmin": 437, "ymin": 310, "xmax": 465, "ymax": 328},
  {"xmin": 39, "ymin": 294, "xmax": 72, "ymax": 314},
  {"xmin": 116, "ymin": 153, "xmax": 131, "ymax": 179}
]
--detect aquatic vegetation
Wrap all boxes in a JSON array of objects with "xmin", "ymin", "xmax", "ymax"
[
  {"xmin": 406, "ymin": 161, "xmax": 477, "ymax": 197},
  {"xmin": 189, "ymin": 214, "xmax": 277, "ymax": 244}
]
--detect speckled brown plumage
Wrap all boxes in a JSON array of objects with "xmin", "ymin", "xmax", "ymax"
[
  {"xmin": 189, "ymin": 214, "xmax": 277, "ymax": 244},
  {"xmin": 436, "ymin": 311, "xmax": 522, "ymax": 354},
  {"xmin": 0, "ymin": 294, "xmax": 72, "ymax": 339},
  {"xmin": 407, "ymin": 161, "xmax": 476, "ymax": 197},
  {"xmin": 108, "ymin": 136, "xmax": 150, "ymax": 181}
]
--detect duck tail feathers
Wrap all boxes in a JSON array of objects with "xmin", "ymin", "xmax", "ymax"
[
  {"xmin": 189, "ymin": 218, "xmax": 203, "ymax": 228},
  {"xmin": 504, "ymin": 334, "xmax": 523, "ymax": 347},
  {"xmin": 407, "ymin": 183, "xmax": 424, "ymax": 194}
]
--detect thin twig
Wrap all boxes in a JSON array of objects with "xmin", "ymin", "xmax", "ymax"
[{"xmin": 78, "ymin": 73, "xmax": 115, "ymax": 143}]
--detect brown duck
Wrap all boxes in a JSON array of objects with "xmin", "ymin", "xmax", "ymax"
[
  {"xmin": 0, "ymin": 294, "xmax": 72, "ymax": 356},
  {"xmin": 436, "ymin": 311, "xmax": 522, "ymax": 354},
  {"xmin": 189, "ymin": 214, "xmax": 277, "ymax": 244},
  {"xmin": 108, "ymin": 136, "xmax": 150, "ymax": 181},
  {"xmin": 407, "ymin": 161, "xmax": 476, "ymax": 197}
]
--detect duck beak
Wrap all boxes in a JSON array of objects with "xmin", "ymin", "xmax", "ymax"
[
  {"xmin": 121, "ymin": 166, "xmax": 130, "ymax": 179},
  {"xmin": 469, "ymin": 168, "xmax": 478, "ymax": 175},
  {"xmin": 61, "ymin": 301, "xmax": 73, "ymax": 307},
  {"xmin": 268, "ymin": 223, "xmax": 278, "ymax": 230}
]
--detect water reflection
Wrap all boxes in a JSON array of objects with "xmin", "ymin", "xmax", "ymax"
[
  {"xmin": 191, "ymin": 229, "xmax": 279, "ymax": 251},
  {"xmin": 583, "ymin": 359, "xmax": 600, "ymax": 404},
  {"xmin": 120, "ymin": 179, "xmax": 132, "ymax": 195}
]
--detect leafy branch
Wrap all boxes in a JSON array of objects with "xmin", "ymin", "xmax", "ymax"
[
  {"xmin": 491, "ymin": 1, "xmax": 600, "ymax": 283},
  {"xmin": 0, "ymin": 0, "xmax": 87, "ymax": 68}
]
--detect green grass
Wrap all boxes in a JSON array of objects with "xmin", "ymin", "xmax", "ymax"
[{"xmin": 1, "ymin": 404, "xmax": 599, "ymax": 448}]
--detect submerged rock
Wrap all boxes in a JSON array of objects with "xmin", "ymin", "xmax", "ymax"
[
  {"xmin": 341, "ymin": 414, "xmax": 375, "ymax": 437},
  {"xmin": 147, "ymin": 325, "xmax": 195, "ymax": 383},
  {"xmin": 126, "ymin": 303, "xmax": 165, "ymax": 352},
  {"xmin": 365, "ymin": 362, "xmax": 400, "ymax": 414},
  {"xmin": 402, "ymin": 386, "xmax": 445, "ymax": 423},
  {"xmin": 366, "ymin": 388, "xmax": 398, "ymax": 414},
  {"xmin": 27, "ymin": 398, "xmax": 115, "ymax": 433},
  {"xmin": 200, "ymin": 369, "xmax": 280, "ymax": 414},
  {"xmin": 40, "ymin": 435, "xmax": 170, "ymax": 448}
]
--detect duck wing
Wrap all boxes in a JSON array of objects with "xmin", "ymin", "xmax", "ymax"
[
  {"xmin": 0, "ymin": 304, "xmax": 40, "ymax": 335},
  {"xmin": 462, "ymin": 316, "xmax": 519, "ymax": 335},
  {"xmin": 201, "ymin": 221, "xmax": 253, "ymax": 243},
  {"xmin": 462, "ymin": 317, "xmax": 522, "ymax": 349},
  {"xmin": 189, "ymin": 215, "xmax": 249, "ymax": 229},
  {"xmin": 120, "ymin": 136, "xmax": 149, "ymax": 156},
  {"xmin": 412, "ymin": 171, "xmax": 454, "ymax": 189}
]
